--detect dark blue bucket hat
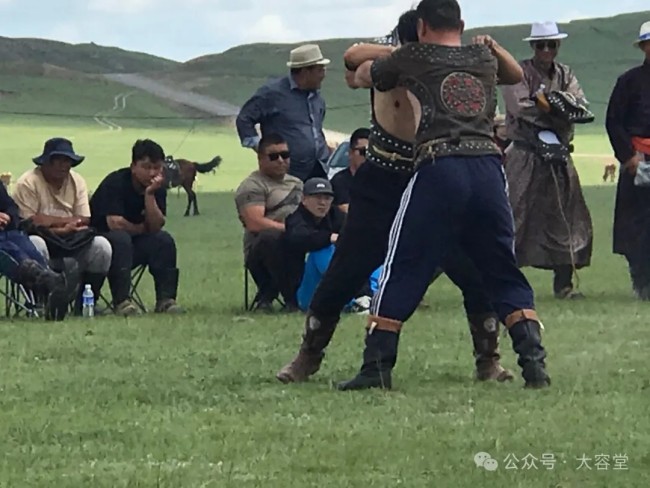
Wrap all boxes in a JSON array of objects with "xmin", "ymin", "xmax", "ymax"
[{"xmin": 32, "ymin": 137, "xmax": 85, "ymax": 167}]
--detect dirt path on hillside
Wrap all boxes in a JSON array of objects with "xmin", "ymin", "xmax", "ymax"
[
  {"xmin": 93, "ymin": 92, "xmax": 134, "ymax": 131},
  {"xmin": 104, "ymin": 73, "xmax": 240, "ymax": 117}
]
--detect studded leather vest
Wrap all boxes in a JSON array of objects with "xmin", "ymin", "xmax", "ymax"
[{"xmin": 371, "ymin": 43, "xmax": 501, "ymax": 164}]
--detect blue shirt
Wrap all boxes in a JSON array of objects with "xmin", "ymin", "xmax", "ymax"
[{"xmin": 236, "ymin": 74, "xmax": 330, "ymax": 181}]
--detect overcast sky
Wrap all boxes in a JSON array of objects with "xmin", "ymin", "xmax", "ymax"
[{"xmin": 0, "ymin": 0, "xmax": 648, "ymax": 61}]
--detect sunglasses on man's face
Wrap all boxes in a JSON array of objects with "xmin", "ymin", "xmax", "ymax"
[
  {"xmin": 267, "ymin": 151, "xmax": 290, "ymax": 161},
  {"xmin": 534, "ymin": 40, "xmax": 558, "ymax": 50},
  {"xmin": 353, "ymin": 146, "xmax": 367, "ymax": 157}
]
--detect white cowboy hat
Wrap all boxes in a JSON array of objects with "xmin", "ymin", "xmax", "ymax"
[
  {"xmin": 286, "ymin": 44, "xmax": 330, "ymax": 68},
  {"xmin": 633, "ymin": 21, "xmax": 650, "ymax": 46},
  {"xmin": 523, "ymin": 22, "xmax": 568, "ymax": 42}
]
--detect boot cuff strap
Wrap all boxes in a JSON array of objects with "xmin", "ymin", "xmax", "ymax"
[
  {"xmin": 504, "ymin": 309, "xmax": 539, "ymax": 329},
  {"xmin": 366, "ymin": 315, "xmax": 403, "ymax": 333}
]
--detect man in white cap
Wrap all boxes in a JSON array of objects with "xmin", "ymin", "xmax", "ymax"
[
  {"xmin": 501, "ymin": 21, "xmax": 595, "ymax": 300},
  {"xmin": 236, "ymin": 44, "xmax": 333, "ymax": 182},
  {"xmin": 607, "ymin": 21, "xmax": 650, "ymax": 299}
]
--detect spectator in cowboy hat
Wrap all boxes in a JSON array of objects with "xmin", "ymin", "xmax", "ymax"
[
  {"xmin": 12, "ymin": 137, "xmax": 112, "ymax": 315},
  {"xmin": 501, "ymin": 21, "xmax": 594, "ymax": 299},
  {"xmin": 236, "ymin": 44, "xmax": 335, "ymax": 182}
]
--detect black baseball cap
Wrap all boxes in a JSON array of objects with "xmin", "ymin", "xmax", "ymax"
[{"xmin": 303, "ymin": 177, "xmax": 334, "ymax": 196}]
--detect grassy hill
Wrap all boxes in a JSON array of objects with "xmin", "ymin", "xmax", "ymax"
[
  {"xmin": 163, "ymin": 10, "xmax": 650, "ymax": 133},
  {"xmin": 0, "ymin": 37, "xmax": 194, "ymax": 129},
  {"xmin": 0, "ymin": 37, "xmax": 178, "ymax": 73},
  {"xmin": 0, "ymin": 11, "xmax": 648, "ymax": 134}
]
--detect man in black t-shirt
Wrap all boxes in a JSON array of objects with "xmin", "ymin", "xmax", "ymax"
[
  {"xmin": 90, "ymin": 139, "xmax": 183, "ymax": 316},
  {"xmin": 330, "ymin": 128, "xmax": 369, "ymax": 213}
]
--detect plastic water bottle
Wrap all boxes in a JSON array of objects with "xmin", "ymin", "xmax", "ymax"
[{"xmin": 82, "ymin": 284, "xmax": 94, "ymax": 318}]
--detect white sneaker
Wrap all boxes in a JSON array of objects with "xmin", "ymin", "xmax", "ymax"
[{"xmin": 350, "ymin": 295, "xmax": 371, "ymax": 314}]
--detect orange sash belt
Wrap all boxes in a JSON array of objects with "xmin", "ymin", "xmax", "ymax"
[{"xmin": 632, "ymin": 137, "xmax": 650, "ymax": 155}]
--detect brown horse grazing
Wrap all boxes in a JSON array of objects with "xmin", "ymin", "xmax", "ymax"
[
  {"xmin": 603, "ymin": 162, "xmax": 617, "ymax": 183},
  {"xmin": 163, "ymin": 155, "xmax": 222, "ymax": 216}
]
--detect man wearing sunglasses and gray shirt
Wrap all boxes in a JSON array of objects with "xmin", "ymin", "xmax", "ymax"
[{"xmin": 235, "ymin": 134, "xmax": 304, "ymax": 311}]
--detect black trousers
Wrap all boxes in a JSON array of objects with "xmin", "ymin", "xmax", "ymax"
[
  {"xmin": 246, "ymin": 229, "xmax": 303, "ymax": 307},
  {"xmin": 310, "ymin": 161, "xmax": 493, "ymax": 321},
  {"xmin": 103, "ymin": 229, "xmax": 178, "ymax": 305}
]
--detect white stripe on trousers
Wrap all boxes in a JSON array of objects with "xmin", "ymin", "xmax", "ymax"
[
  {"xmin": 370, "ymin": 172, "xmax": 420, "ymax": 316},
  {"xmin": 499, "ymin": 162, "xmax": 517, "ymax": 257}
]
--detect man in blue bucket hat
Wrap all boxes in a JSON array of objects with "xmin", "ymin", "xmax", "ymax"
[{"xmin": 13, "ymin": 137, "xmax": 112, "ymax": 315}]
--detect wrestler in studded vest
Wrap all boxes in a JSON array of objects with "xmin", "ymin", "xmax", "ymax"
[
  {"xmin": 335, "ymin": 9, "xmax": 551, "ymax": 390},
  {"xmin": 370, "ymin": 42, "xmax": 501, "ymax": 165},
  {"xmin": 275, "ymin": 16, "xmax": 516, "ymax": 386}
]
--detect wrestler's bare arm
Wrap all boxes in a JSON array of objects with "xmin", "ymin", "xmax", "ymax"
[
  {"xmin": 472, "ymin": 35, "xmax": 523, "ymax": 85},
  {"xmin": 343, "ymin": 43, "xmax": 395, "ymax": 70},
  {"xmin": 344, "ymin": 69, "xmax": 359, "ymax": 89},
  {"xmin": 352, "ymin": 61, "xmax": 374, "ymax": 89}
]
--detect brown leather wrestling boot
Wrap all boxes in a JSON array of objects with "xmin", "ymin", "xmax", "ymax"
[
  {"xmin": 467, "ymin": 313, "xmax": 514, "ymax": 382},
  {"xmin": 276, "ymin": 312, "xmax": 337, "ymax": 383}
]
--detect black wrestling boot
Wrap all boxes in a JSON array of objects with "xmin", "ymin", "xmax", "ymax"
[
  {"xmin": 337, "ymin": 329, "xmax": 399, "ymax": 391},
  {"xmin": 508, "ymin": 320, "xmax": 551, "ymax": 388},
  {"xmin": 276, "ymin": 311, "xmax": 340, "ymax": 383}
]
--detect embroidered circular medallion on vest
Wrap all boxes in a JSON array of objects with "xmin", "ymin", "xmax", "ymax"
[{"xmin": 440, "ymin": 72, "xmax": 486, "ymax": 117}]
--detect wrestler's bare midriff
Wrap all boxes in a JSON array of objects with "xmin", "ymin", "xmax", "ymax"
[{"xmin": 374, "ymin": 88, "xmax": 417, "ymax": 143}]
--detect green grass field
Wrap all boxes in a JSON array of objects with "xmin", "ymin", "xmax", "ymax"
[{"xmin": 1, "ymin": 122, "xmax": 648, "ymax": 487}]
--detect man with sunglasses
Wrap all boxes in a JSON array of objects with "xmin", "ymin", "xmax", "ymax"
[
  {"xmin": 235, "ymin": 133, "xmax": 304, "ymax": 311},
  {"xmin": 607, "ymin": 21, "xmax": 650, "ymax": 299},
  {"xmin": 276, "ymin": 5, "xmax": 523, "ymax": 388},
  {"xmin": 331, "ymin": 128, "xmax": 370, "ymax": 213},
  {"xmin": 501, "ymin": 22, "xmax": 594, "ymax": 300}
]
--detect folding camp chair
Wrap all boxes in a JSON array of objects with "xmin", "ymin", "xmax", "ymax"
[
  {"xmin": 243, "ymin": 265, "xmax": 285, "ymax": 311},
  {"xmin": 0, "ymin": 252, "xmax": 40, "ymax": 318},
  {"xmin": 100, "ymin": 264, "xmax": 148, "ymax": 313}
]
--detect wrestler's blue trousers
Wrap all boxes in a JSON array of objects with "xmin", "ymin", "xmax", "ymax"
[
  {"xmin": 371, "ymin": 155, "xmax": 536, "ymax": 324},
  {"xmin": 297, "ymin": 244, "xmax": 381, "ymax": 312}
]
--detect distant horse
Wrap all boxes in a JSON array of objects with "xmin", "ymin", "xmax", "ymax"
[
  {"xmin": 603, "ymin": 162, "xmax": 617, "ymax": 183},
  {"xmin": 163, "ymin": 155, "xmax": 222, "ymax": 216}
]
